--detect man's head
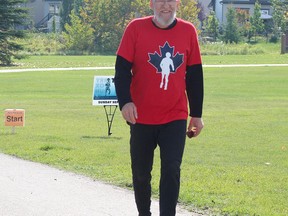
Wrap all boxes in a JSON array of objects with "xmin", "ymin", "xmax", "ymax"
[{"xmin": 150, "ymin": 0, "xmax": 180, "ymax": 28}]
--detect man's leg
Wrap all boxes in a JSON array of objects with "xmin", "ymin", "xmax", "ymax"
[
  {"xmin": 158, "ymin": 120, "xmax": 187, "ymax": 216},
  {"xmin": 130, "ymin": 123, "xmax": 157, "ymax": 216}
]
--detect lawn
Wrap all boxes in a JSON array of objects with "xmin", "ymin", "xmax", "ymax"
[
  {"xmin": 1, "ymin": 53, "xmax": 287, "ymax": 69},
  {"xmin": 0, "ymin": 57, "xmax": 287, "ymax": 216}
]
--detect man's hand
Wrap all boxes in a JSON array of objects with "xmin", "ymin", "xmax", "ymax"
[
  {"xmin": 121, "ymin": 102, "xmax": 138, "ymax": 124},
  {"xmin": 187, "ymin": 117, "xmax": 204, "ymax": 138}
]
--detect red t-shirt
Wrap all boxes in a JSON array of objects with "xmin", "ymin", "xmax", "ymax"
[{"xmin": 117, "ymin": 16, "xmax": 202, "ymax": 124}]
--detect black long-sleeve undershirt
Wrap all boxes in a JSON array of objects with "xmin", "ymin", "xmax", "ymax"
[
  {"xmin": 186, "ymin": 64, "xmax": 204, "ymax": 117},
  {"xmin": 114, "ymin": 55, "xmax": 133, "ymax": 110},
  {"xmin": 115, "ymin": 55, "xmax": 204, "ymax": 117}
]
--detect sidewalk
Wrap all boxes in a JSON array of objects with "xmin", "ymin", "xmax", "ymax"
[
  {"xmin": 0, "ymin": 153, "xmax": 201, "ymax": 216},
  {"xmin": 1, "ymin": 64, "xmax": 288, "ymax": 73}
]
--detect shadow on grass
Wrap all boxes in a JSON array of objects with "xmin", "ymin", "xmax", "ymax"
[{"xmin": 39, "ymin": 145, "xmax": 73, "ymax": 152}]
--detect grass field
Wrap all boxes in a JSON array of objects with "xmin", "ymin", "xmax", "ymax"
[
  {"xmin": 1, "ymin": 53, "xmax": 287, "ymax": 69},
  {"xmin": 0, "ymin": 56, "xmax": 287, "ymax": 215}
]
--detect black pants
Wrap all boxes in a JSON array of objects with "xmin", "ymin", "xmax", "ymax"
[{"xmin": 130, "ymin": 120, "xmax": 187, "ymax": 216}]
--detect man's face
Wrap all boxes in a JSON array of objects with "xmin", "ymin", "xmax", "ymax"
[{"xmin": 151, "ymin": 0, "xmax": 180, "ymax": 28}]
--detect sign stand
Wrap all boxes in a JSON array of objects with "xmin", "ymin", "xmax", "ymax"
[
  {"xmin": 11, "ymin": 126, "xmax": 16, "ymax": 134},
  {"xmin": 104, "ymin": 105, "xmax": 118, "ymax": 136}
]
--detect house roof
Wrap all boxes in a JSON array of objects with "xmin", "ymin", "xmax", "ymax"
[{"xmin": 208, "ymin": 0, "xmax": 215, "ymax": 7}]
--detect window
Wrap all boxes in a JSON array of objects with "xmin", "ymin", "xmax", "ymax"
[
  {"xmin": 261, "ymin": 10, "xmax": 269, "ymax": 16},
  {"xmin": 49, "ymin": 3, "xmax": 60, "ymax": 14}
]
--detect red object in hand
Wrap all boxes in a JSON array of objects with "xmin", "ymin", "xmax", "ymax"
[{"xmin": 186, "ymin": 130, "xmax": 194, "ymax": 138}]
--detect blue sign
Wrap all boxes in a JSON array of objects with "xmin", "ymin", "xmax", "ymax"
[{"xmin": 92, "ymin": 76, "xmax": 118, "ymax": 106}]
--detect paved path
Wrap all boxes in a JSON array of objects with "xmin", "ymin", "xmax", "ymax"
[
  {"xmin": 0, "ymin": 153, "xmax": 201, "ymax": 216},
  {"xmin": 0, "ymin": 64, "xmax": 288, "ymax": 73}
]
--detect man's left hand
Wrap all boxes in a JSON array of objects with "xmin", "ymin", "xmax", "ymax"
[{"xmin": 187, "ymin": 117, "xmax": 204, "ymax": 138}]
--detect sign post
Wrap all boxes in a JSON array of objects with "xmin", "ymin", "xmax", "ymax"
[
  {"xmin": 281, "ymin": 33, "xmax": 288, "ymax": 54},
  {"xmin": 4, "ymin": 109, "xmax": 25, "ymax": 134},
  {"xmin": 92, "ymin": 76, "xmax": 118, "ymax": 136}
]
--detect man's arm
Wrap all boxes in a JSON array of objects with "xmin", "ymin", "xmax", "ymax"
[
  {"xmin": 114, "ymin": 55, "xmax": 138, "ymax": 124},
  {"xmin": 186, "ymin": 64, "xmax": 204, "ymax": 137},
  {"xmin": 114, "ymin": 55, "xmax": 133, "ymax": 110},
  {"xmin": 186, "ymin": 64, "xmax": 203, "ymax": 117}
]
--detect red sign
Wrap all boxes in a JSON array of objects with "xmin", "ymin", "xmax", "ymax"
[{"xmin": 4, "ymin": 109, "xmax": 25, "ymax": 127}]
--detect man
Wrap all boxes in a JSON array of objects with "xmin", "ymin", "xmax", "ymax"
[{"xmin": 114, "ymin": 0, "xmax": 204, "ymax": 215}]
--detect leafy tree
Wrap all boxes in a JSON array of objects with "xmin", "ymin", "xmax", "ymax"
[
  {"xmin": 81, "ymin": 0, "xmax": 132, "ymax": 53},
  {"xmin": 223, "ymin": 7, "xmax": 240, "ymax": 43},
  {"xmin": 178, "ymin": 0, "xmax": 200, "ymax": 28},
  {"xmin": 60, "ymin": 0, "xmax": 84, "ymax": 31},
  {"xmin": 60, "ymin": 0, "xmax": 73, "ymax": 30},
  {"xmin": 271, "ymin": 0, "xmax": 288, "ymax": 36},
  {"xmin": 205, "ymin": 11, "xmax": 219, "ymax": 41},
  {"xmin": 250, "ymin": 0, "xmax": 264, "ymax": 41},
  {"xmin": 0, "ymin": 0, "xmax": 28, "ymax": 65},
  {"xmin": 235, "ymin": 8, "xmax": 252, "ymax": 42},
  {"xmin": 131, "ymin": 0, "xmax": 150, "ymax": 18},
  {"xmin": 73, "ymin": 0, "xmax": 84, "ymax": 14},
  {"xmin": 69, "ymin": 0, "xmax": 201, "ymax": 53},
  {"xmin": 62, "ymin": 9, "xmax": 94, "ymax": 53},
  {"xmin": 236, "ymin": 8, "xmax": 249, "ymax": 27}
]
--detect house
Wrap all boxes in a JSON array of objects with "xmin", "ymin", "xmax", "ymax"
[
  {"xmin": 209, "ymin": 0, "xmax": 274, "ymax": 24},
  {"xmin": 22, "ymin": 0, "xmax": 62, "ymax": 32},
  {"xmin": 208, "ymin": 0, "xmax": 224, "ymax": 22},
  {"xmin": 221, "ymin": 0, "xmax": 272, "ymax": 23},
  {"xmin": 201, "ymin": 0, "xmax": 215, "ymax": 16}
]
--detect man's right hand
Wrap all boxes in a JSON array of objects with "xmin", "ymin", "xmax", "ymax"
[{"xmin": 121, "ymin": 102, "xmax": 138, "ymax": 124}]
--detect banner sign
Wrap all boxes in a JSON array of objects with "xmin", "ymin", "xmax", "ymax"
[
  {"xmin": 4, "ymin": 109, "xmax": 25, "ymax": 127},
  {"xmin": 92, "ymin": 76, "xmax": 118, "ymax": 106}
]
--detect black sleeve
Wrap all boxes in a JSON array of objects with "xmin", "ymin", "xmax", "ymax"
[
  {"xmin": 114, "ymin": 55, "xmax": 133, "ymax": 110},
  {"xmin": 185, "ymin": 64, "xmax": 204, "ymax": 117}
]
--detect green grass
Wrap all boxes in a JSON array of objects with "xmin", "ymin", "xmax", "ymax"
[
  {"xmin": 4, "ymin": 53, "xmax": 288, "ymax": 70},
  {"xmin": 202, "ymin": 54, "xmax": 288, "ymax": 65},
  {"xmin": 0, "ymin": 57, "xmax": 288, "ymax": 215},
  {"xmin": 8, "ymin": 55, "xmax": 116, "ymax": 68},
  {"xmin": 200, "ymin": 41, "xmax": 282, "ymax": 55}
]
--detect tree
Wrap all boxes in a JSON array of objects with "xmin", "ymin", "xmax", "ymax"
[
  {"xmin": 69, "ymin": 0, "xmax": 201, "ymax": 54},
  {"xmin": 223, "ymin": 7, "xmax": 240, "ymax": 43},
  {"xmin": 73, "ymin": 0, "xmax": 84, "ymax": 14},
  {"xmin": 271, "ymin": 0, "xmax": 288, "ymax": 36},
  {"xmin": 235, "ymin": 8, "xmax": 252, "ymax": 42},
  {"xmin": 206, "ymin": 11, "xmax": 219, "ymax": 41},
  {"xmin": 81, "ymin": 0, "xmax": 132, "ymax": 53},
  {"xmin": 60, "ymin": 0, "xmax": 73, "ymax": 31},
  {"xmin": 62, "ymin": 9, "xmax": 94, "ymax": 53},
  {"xmin": 250, "ymin": 0, "xmax": 264, "ymax": 41},
  {"xmin": 131, "ymin": 0, "xmax": 150, "ymax": 18},
  {"xmin": 60, "ymin": 0, "xmax": 84, "ymax": 31},
  {"xmin": 0, "ymin": 0, "xmax": 28, "ymax": 65},
  {"xmin": 178, "ymin": 0, "xmax": 200, "ymax": 28}
]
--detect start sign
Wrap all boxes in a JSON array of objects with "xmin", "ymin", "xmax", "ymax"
[{"xmin": 4, "ymin": 109, "xmax": 25, "ymax": 127}]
